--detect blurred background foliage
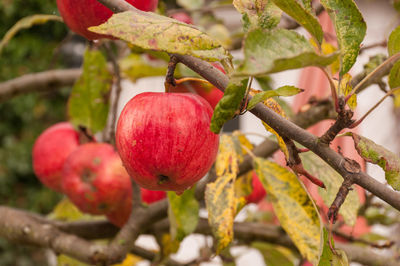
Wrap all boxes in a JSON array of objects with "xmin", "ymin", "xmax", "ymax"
[{"xmin": 0, "ymin": 1, "xmax": 72, "ymax": 264}]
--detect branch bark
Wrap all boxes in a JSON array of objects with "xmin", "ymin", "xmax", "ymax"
[{"xmin": 0, "ymin": 68, "xmax": 81, "ymax": 102}]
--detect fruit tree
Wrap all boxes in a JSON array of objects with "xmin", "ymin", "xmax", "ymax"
[{"xmin": 1, "ymin": 0, "xmax": 400, "ymax": 265}]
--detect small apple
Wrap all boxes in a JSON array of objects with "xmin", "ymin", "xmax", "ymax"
[
  {"xmin": 171, "ymin": 62, "xmax": 225, "ymax": 108},
  {"xmin": 245, "ymin": 172, "xmax": 267, "ymax": 204},
  {"xmin": 32, "ymin": 122, "xmax": 80, "ymax": 192},
  {"xmin": 62, "ymin": 143, "xmax": 132, "ymax": 215},
  {"xmin": 106, "ymin": 188, "xmax": 166, "ymax": 227},
  {"xmin": 116, "ymin": 92, "xmax": 219, "ymax": 193},
  {"xmin": 171, "ymin": 12, "xmax": 193, "ymax": 24},
  {"xmin": 57, "ymin": 0, "xmax": 159, "ymax": 40}
]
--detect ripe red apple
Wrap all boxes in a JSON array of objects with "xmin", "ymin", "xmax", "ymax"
[
  {"xmin": 116, "ymin": 92, "xmax": 219, "ymax": 193},
  {"xmin": 32, "ymin": 122, "xmax": 80, "ymax": 192},
  {"xmin": 56, "ymin": 0, "xmax": 159, "ymax": 40},
  {"xmin": 106, "ymin": 188, "xmax": 166, "ymax": 227},
  {"xmin": 245, "ymin": 172, "xmax": 267, "ymax": 204},
  {"xmin": 141, "ymin": 188, "xmax": 166, "ymax": 204},
  {"xmin": 171, "ymin": 63, "xmax": 225, "ymax": 108},
  {"xmin": 171, "ymin": 12, "xmax": 193, "ymax": 24},
  {"xmin": 62, "ymin": 143, "xmax": 132, "ymax": 215}
]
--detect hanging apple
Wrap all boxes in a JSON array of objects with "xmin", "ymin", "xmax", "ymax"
[
  {"xmin": 116, "ymin": 92, "xmax": 219, "ymax": 193},
  {"xmin": 62, "ymin": 143, "xmax": 132, "ymax": 215},
  {"xmin": 56, "ymin": 0, "xmax": 159, "ymax": 40},
  {"xmin": 32, "ymin": 122, "xmax": 80, "ymax": 192},
  {"xmin": 245, "ymin": 172, "xmax": 267, "ymax": 204}
]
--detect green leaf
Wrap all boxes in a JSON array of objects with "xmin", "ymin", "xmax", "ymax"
[
  {"xmin": 252, "ymin": 242, "xmax": 295, "ymax": 266},
  {"xmin": 320, "ymin": 0, "xmax": 366, "ymax": 76},
  {"xmin": 301, "ymin": 152, "xmax": 360, "ymax": 226},
  {"xmin": 167, "ymin": 187, "xmax": 199, "ymax": 241},
  {"xmin": 388, "ymin": 26, "xmax": 400, "ymax": 56},
  {"xmin": 236, "ymin": 28, "xmax": 338, "ymax": 77},
  {"xmin": 68, "ymin": 48, "xmax": 112, "ymax": 133},
  {"xmin": 347, "ymin": 132, "xmax": 400, "ymax": 191},
  {"xmin": 233, "ymin": 0, "xmax": 282, "ymax": 31},
  {"xmin": 271, "ymin": 0, "xmax": 323, "ymax": 44},
  {"xmin": 254, "ymin": 158, "xmax": 322, "ymax": 264},
  {"xmin": 119, "ymin": 53, "xmax": 167, "ymax": 82},
  {"xmin": 177, "ymin": 0, "xmax": 205, "ymax": 10},
  {"xmin": 318, "ymin": 228, "xmax": 349, "ymax": 266},
  {"xmin": 210, "ymin": 78, "xmax": 248, "ymax": 133},
  {"xmin": 89, "ymin": 11, "xmax": 230, "ymax": 62},
  {"xmin": 0, "ymin": 14, "xmax": 62, "ymax": 55},
  {"xmin": 247, "ymin": 85, "xmax": 303, "ymax": 110},
  {"xmin": 388, "ymin": 61, "xmax": 400, "ymax": 107}
]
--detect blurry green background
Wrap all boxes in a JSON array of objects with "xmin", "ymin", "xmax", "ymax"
[{"xmin": 1, "ymin": 1, "xmax": 71, "ymax": 264}]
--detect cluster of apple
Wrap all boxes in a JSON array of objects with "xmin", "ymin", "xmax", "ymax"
[{"xmin": 32, "ymin": 122, "xmax": 166, "ymax": 227}]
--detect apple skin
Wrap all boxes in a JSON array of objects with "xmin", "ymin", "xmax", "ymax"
[
  {"xmin": 141, "ymin": 188, "xmax": 166, "ymax": 204},
  {"xmin": 171, "ymin": 63, "xmax": 225, "ymax": 109},
  {"xmin": 62, "ymin": 143, "xmax": 132, "ymax": 215},
  {"xmin": 116, "ymin": 92, "xmax": 219, "ymax": 193},
  {"xmin": 106, "ymin": 188, "xmax": 166, "ymax": 227},
  {"xmin": 32, "ymin": 122, "xmax": 80, "ymax": 192},
  {"xmin": 171, "ymin": 12, "xmax": 193, "ymax": 24},
  {"xmin": 56, "ymin": 0, "xmax": 158, "ymax": 40},
  {"xmin": 245, "ymin": 172, "xmax": 267, "ymax": 204}
]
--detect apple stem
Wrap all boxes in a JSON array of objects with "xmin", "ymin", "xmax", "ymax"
[{"xmin": 164, "ymin": 55, "xmax": 179, "ymax": 93}]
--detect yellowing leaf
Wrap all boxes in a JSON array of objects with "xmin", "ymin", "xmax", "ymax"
[
  {"xmin": 216, "ymin": 135, "xmax": 239, "ymax": 176},
  {"xmin": 232, "ymin": 131, "xmax": 254, "ymax": 198},
  {"xmin": 89, "ymin": 11, "xmax": 230, "ymax": 62},
  {"xmin": 205, "ymin": 173, "xmax": 239, "ymax": 253},
  {"xmin": 252, "ymin": 242, "xmax": 295, "ymax": 266},
  {"xmin": 0, "ymin": 14, "xmax": 62, "ymax": 55},
  {"xmin": 233, "ymin": 0, "xmax": 282, "ymax": 31},
  {"xmin": 339, "ymin": 73, "xmax": 357, "ymax": 110},
  {"xmin": 232, "ymin": 130, "xmax": 254, "ymax": 162},
  {"xmin": 254, "ymin": 158, "xmax": 322, "ymax": 264},
  {"xmin": 250, "ymin": 90, "xmax": 289, "ymax": 160},
  {"xmin": 320, "ymin": 0, "xmax": 366, "ymax": 76},
  {"xmin": 49, "ymin": 198, "xmax": 85, "ymax": 221},
  {"xmin": 301, "ymin": 152, "xmax": 360, "ymax": 226},
  {"xmin": 348, "ymin": 132, "xmax": 400, "ymax": 191}
]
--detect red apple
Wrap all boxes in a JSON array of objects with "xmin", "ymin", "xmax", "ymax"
[
  {"xmin": 62, "ymin": 143, "xmax": 132, "ymax": 215},
  {"xmin": 56, "ymin": 0, "xmax": 159, "ymax": 40},
  {"xmin": 32, "ymin": 122, "xmax": 80, "ymax": 192},
  {"xmin": 171, "ymin": 12, "xmax": 193, "ymax": 24},
  {"xmin": 245, "ymin": 172, "xmax": 267, "ymax": 204},
  {"xmin": 106, "ymin": 188, "xmax": 166, "ymax": 227},
  {"xmin": 171, "ymin": 63, "xmax": 225, "ymax": 108},
  {"xmin": 116, "ymin": 92, "xmax": 219, "ymax": 193},
  {"xmin": 141, "ymin": 188, "xmax": 166, "ymax": 204}
]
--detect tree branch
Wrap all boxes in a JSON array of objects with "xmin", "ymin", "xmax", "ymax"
[{"xmin": 0, "ymin": 68, "xmax": 81, "ymax": 102}]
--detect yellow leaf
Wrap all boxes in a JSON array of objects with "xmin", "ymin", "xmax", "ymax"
[
  {"xmin": 257, "ymin": 95, "xmax": 290, "ymax": 160},
  {"xmin": 161, "ymin": 233, "xmax": 180, "ymax": 258},
  {"xmin": 310, "ymin": 39, "xmax": 340, "ymax": 75},
  {"xmin": 232, "ymin": 130, "xmax": 254, "ymax": 162},
  {"xmin": 113, "ymin": 254, "xmax": 143, "ymax": 266},
  {"xmin": 339, "ymin": 73, "xmax": 357, "ymax": 110},
  {"xmin": 216, "ymin": 134, "xmax": 239, "ymax": 176},
  {"xmin": 205, "ymin": 173, "xmax": 239, "ymax": 253},
  {"xmin": 254, "ymin": 158, "xmax": 322, "ymax": 264}
]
